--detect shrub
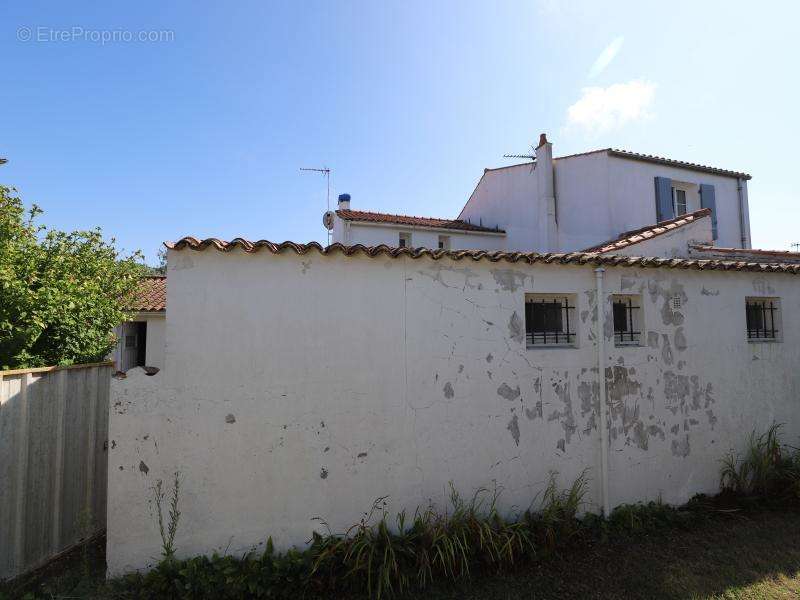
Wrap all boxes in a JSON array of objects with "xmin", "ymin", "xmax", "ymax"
[{"xmin": 0, "ymin": 187, "xmax": 145, "ymax": 368}]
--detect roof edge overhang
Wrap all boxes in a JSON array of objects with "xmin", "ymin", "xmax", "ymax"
[
  {"xmin": 164, "ymin": 238, "xmax": 800, "ymax": 274},
  {"xmin": 342, "ymin": 218, "xmax": 506, "ymax": 236}
]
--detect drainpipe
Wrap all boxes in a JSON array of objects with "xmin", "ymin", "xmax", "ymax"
[
  {"xmin": 736, "ymin": 178, "xmax": 747, "ymax": 248},
  {"xmin": 594, "ymin": 267, "xmax": 610, "ymax": 516}
]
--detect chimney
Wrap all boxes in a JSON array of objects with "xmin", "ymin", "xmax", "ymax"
[
  {"xmin": 534, "ymin": 133, "xmax": 557, "ymax": 252},
  {"xmin": 537, "ymin": 133, "xmax": 548, "ymax": 148},
  {"xmin": 338, "ymin": 193, "xmax": 351, "ymax": 210}
]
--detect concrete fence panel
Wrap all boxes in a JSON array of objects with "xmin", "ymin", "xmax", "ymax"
[{"xmin": 0, "ymin": 362, "xmax": 112, "ymax": 581}]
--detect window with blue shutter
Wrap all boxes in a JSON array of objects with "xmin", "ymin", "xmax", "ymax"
[
  {"xmin": 654, "ymin": 177, "xmax": 674, "ymax": 223},
  {"xmin": 700, "ymin": 184, "xmax": 718, "ymax": 240}
]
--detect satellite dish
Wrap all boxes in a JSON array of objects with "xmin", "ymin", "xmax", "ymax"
[{"xmin": 323, "ymin": 210, "xmax": 335, "ymax": 231}]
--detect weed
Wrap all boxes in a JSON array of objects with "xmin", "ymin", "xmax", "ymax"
[{"xmin": 152, "ymin": 471, "xmax": 181, "ymax": 561}]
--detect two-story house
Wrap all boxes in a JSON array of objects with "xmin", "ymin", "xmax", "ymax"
[{"xmin": 327, "ymin": 134, "xmax": 754, "ymax": 259}]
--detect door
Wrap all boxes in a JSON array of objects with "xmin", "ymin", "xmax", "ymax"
[{"xmin": 120, "ymin": 322, "xmax": 147, "ymax": 371}]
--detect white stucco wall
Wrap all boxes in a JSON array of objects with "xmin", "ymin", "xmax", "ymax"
[
  {"xmin": 603, "ymin": 155, "xmax": 749, "ymax": 250},
  {"xmin": 143, "ymin": 315, "xmax": 166, "ymax": 370},
  {"xmin": 458, "ymin": 164, "xmax": 542, "ymax": 252},
  {"xmin": 107, "ymin": 248, "xmax": 799, "ymax": 575},
  {"xmin": 555, "ymin": 153, "xmax": 750, "ymax": 252}
]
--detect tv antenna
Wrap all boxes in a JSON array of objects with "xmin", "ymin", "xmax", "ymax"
[
  {"xmin": 503, "ymin": 150, "xmax": 536, "ymax": 173},
  {"xmin": 300, "ymin": 167, "xmax": 332, "ymax": 244}
]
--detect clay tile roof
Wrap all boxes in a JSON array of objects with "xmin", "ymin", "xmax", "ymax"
[
  {"xmin": 164, "ymin": 238, "xmax": 800, "ymax": 275},
  {"xmin": 553, "ymin": 148, "xmax": 751, "ymax": 180},
  {"xmin": 690, "ymin": 245, "xmax": 800, "ymax": 264},
  {"xmin": 129, "ymin": 276, "xmax": 166, "ymax": 312},
  {"xmin": 335, "ymin": 209, "xmax": 505, "ymax": 234},
  {"xmin": 583, "ymin": 208, "xmax": 712, "ymax": 254}
]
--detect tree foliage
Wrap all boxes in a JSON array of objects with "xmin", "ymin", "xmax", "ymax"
[{"xmin": 0, "ymin": 186, "xmax": 145, "ymax": 369}]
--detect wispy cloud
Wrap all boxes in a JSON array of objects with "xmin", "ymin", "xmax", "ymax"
[
  {"xmin": 589, "ymin": 36, "xmax": 624, "ymax": 78},
  {"xmin": 566, "ymin": 80, "xmax": 656, "ymax": 135}
]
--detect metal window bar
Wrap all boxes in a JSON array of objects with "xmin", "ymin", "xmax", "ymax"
[
  {"xmin": 526, "ymin": 298, "xmax": 576, "ymax": 345},
  {"xmin": 747, "ymin": 300, "xmax": 778, "ymax": 339},
  {"xmin": 613, "ymin": 298, "xmax": 641, "ymax": 344}
]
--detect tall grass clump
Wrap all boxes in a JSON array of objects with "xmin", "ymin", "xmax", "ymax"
[
  {"xmin": 114, "ymin": 472, "xmax": 597, "ymax": 599},
  {"xmin": 524, "ymin": 470, "xmax": 588, "ymax": 554},
  {"xmin": 310, "ymin": 483, "xmax": 537, "ymax": 599},
  {"xmin": 720, "ymin": 423, "xmax": 800, "ymax": 500}
]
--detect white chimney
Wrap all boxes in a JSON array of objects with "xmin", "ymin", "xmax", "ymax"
[
  {"xmin": 337, "ymin": 193, "xmax": 351, "ymax": 210},
  {"xmin": 535, "ymin": 133, "xmax": 557, "ymax": 252}
]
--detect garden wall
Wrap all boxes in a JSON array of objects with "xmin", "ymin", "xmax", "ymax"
[{"xmin": 107, "ymin": 247, "xmax": 800, "ymax": 575}]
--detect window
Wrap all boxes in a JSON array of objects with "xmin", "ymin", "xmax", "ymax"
[
  {"xmin": 125, "ymin": 334, "xmax": 137, "ymax": 348},
  {"xmin": 525, "ymin": 294, "xmax": 577, "ymax": 347},
  {"xmin": 612, "ymin": 295, "xmax": 643, "ymax": 346},
  {"xmin": 438, "ymin": 235, "xmax": 450, "ymax": 250},
  {"xmin": 398, "ymin": 232, "xmax": 411, "ymax": 248},
  {"xmin": 746, "ymin": 297, "xmax": 781, "ymax": 341},
  {"xmin": 672, "ymin": 187, "xmax": 687, "ymax": 216}
]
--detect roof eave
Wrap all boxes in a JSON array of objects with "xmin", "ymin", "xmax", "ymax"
[
  {"xmin": 342, "ymin": 218, "xmax": 506, "ymax": 236},
  {"xmin": 607, "ymin": 149, "xmax": 751, "ymax": 180}
]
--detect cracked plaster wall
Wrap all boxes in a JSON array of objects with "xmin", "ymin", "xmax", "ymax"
[{"xmin": 107, "ymin": 248, "xmax": 800, "ymax": 575}]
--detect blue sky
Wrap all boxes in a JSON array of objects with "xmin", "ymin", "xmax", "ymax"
[{"xmin": 2, "ymin": 0, "xmax": 798, "ymax": 263}]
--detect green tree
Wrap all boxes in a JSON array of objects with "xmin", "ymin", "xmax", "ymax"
[{"xmin": 0, "ymin": 185, "xmax": 145, "ymax": 369}]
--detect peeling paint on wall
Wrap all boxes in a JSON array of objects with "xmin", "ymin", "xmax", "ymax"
[
  {"xmin": 506, "ymin": 414, "xmax": 520, "ymax": 446},
  {"xmin": 671, "ymin": 435, "xmax": 691, "ymax": 457},
  {"xmin": 497, "ymin": 383, "xmax": 521, "ymax": 401},
  {"xmin": 491, "ymin": 269, "xmax": 530, "ymax": 292},
  {"xmin": 508, "ymin": 312, "xmax": 523, "ymax": 344}
]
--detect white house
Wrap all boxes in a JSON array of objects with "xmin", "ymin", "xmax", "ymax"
[
  {"xmin": 111, "ymin": 276, "xmax": 166, "ymax": 372},
  {"xmin": 327, "ymin": 134, "xmax": 752, "ymax": 256},
  {"xmin": 328, "ymin": 193, "xmax": 506, "ymax": 251}
]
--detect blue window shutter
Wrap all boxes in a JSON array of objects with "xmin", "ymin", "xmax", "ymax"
[
  {"xmin": 700, "ymin": 183, "xmax": 718, "ymax": 239},
  {"xmin": 654, "ymin": 177, "xmax": 673, "ymax": 222}
]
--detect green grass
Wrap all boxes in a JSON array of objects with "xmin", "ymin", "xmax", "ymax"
[{"xmin": 5, "ymin": 508, "xmax": 800, "ymax": 599}]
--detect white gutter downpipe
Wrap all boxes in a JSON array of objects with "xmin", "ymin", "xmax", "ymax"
[
  {"xmin": 594, "ymin": 267, "xmax": 610, "ymax": 516},
  {"xmin": 736, "ymin": 178, "xmax": 748, "ymax": 248}
]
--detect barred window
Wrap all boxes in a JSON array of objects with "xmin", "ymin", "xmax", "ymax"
[
  {"xmin": 612, "ymin": 295, "xmax": 642, "ymax": 346},
  {"xmin": 746, "ymin": 297, "xmax": 781, "ymax": 341},
  {"xmin": 525, "ymin": 294, "xmax": 576, "ymax": 347}
]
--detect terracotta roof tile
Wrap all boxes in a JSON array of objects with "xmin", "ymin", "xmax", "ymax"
[
  {"xmin": 690, "ymin": 245, "xmax": 800, "ymax": 264},
  {"xmin": 164, "ymin": 238, "xmax": 800, "ymax": 275},
  {"xmin": 583, "ymin": 209, "xmax": 712, "ymax": 254},
  {"xmin": 129, "ymin": 276, "xmax": 166, "ymax": 312},
  {"xmin": 336, "ymin": 209, "xmax": 505, "ymax": 234}
]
